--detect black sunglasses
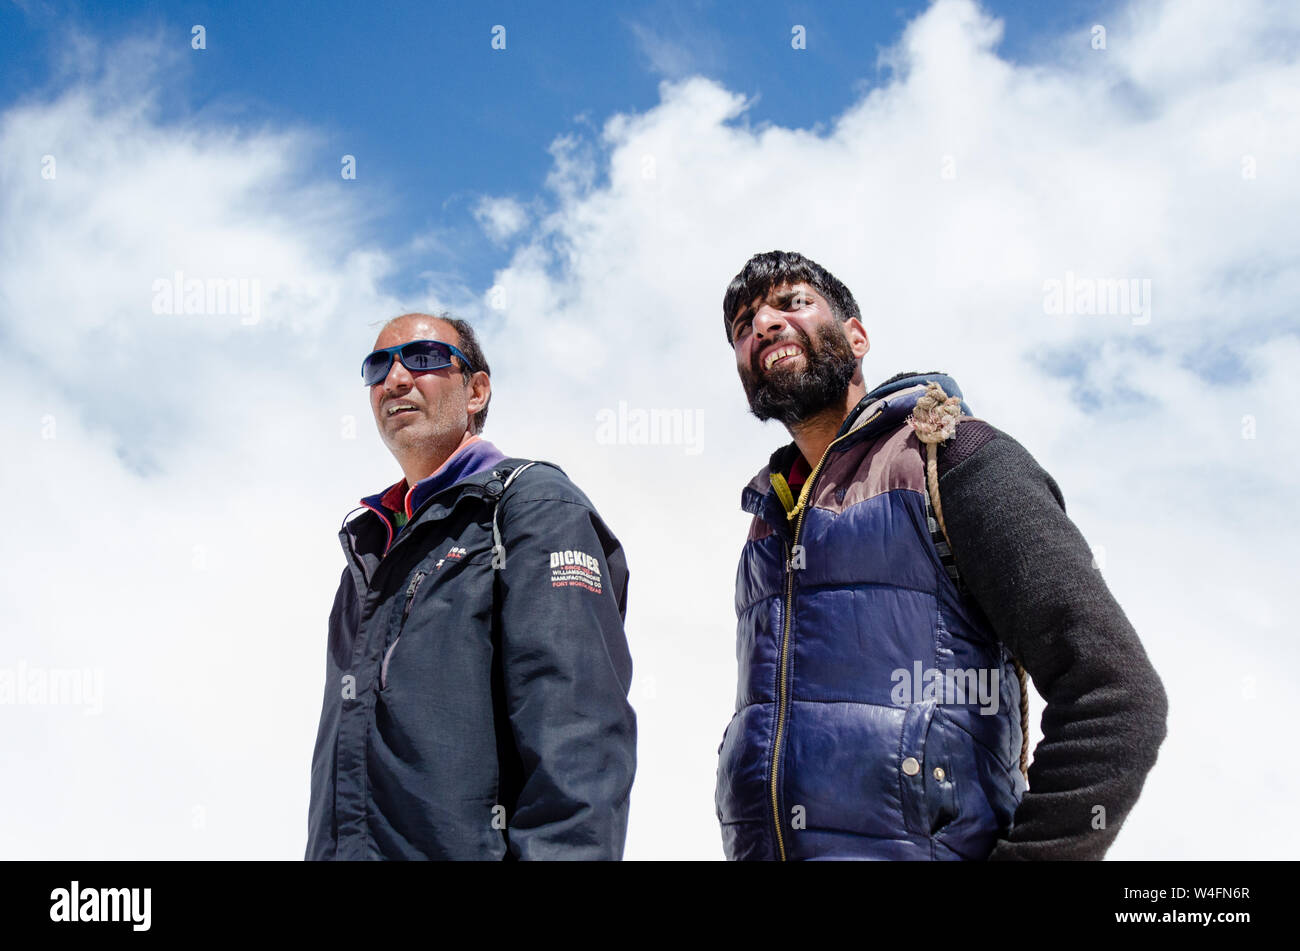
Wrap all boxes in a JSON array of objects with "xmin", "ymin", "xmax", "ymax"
[{"xmin": 361, "ymin": 339, "xmax": 476, "ymax": 386}]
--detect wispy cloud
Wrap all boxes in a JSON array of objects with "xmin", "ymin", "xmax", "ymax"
[
  {"xmin": 626, "ymin": 2, "xmax": 726, "ymax": 80},
  {"xmin": 473, "ymin": 195, "xmax": 530, "ymax": 243}
]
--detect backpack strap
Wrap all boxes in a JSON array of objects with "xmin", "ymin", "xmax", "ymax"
[
  {"xmin": 490, "ymin": 462, "xmax": 538, "ymax": 565},
  {"xmin": 488, "ymin": 459, "xmax": 564, "ymax": 569},
  {"xmin": 909, "ymin": 382, "xmax": 1031, "ymax": 782}
]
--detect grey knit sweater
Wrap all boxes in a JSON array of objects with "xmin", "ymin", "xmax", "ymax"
[{"xmin": 933, "ymin": 416, "xmax": 1169, "ymax": 860}]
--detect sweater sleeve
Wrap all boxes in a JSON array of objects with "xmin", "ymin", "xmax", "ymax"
[{"xmin": 936, "ymin": 421, "xmax": 1168, "ymax": 860}]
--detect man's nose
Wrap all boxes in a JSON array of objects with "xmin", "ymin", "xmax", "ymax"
[
  {"xmin": 381, "ymin": 354, "xmax": 414, "ymax": 392},
  {"xmin": 752, "ymin": 306, "xmax": 786, "ymax": 339}
]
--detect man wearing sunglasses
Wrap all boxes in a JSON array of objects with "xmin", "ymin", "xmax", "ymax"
[{"xmin": 306, "ymin": 312, "xmax": 636, "ymax": 860}]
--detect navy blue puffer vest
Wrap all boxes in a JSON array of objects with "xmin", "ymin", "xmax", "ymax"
[{"xmin": 715, "ymin": 374, "xmax": 1026, "ymax": 860}]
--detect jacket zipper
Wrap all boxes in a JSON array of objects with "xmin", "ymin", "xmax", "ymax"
[
  {"xmin": 403, "ymin": 570, "xmax": 427, "ymax": 620},
  {"xmin": 769, "ymin": 408, "xmax": 882, "ymax": 860},
  {"xmin": 380, "ymin": 570, "xmax": 427, "ymax": 689}
]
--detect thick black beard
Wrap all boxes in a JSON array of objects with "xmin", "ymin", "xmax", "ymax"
[{"xmin": 741, "ymin": 321, "xmax": 858, "ymax": 426}]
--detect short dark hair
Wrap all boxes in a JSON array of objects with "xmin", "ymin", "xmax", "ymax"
[
  {"xmin": 722, "ymin": 250, "xmax": 861, "ymax": 344},
  {"xmin": 441, "ymin": 315, "xmax": 491, "ymax": 435}
]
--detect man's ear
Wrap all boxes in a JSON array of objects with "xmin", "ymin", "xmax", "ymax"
[
  {"xmin": 844, "ymin": 318, "xmax": 870, "ymax": 359},
  {"xmin": 466, "ymin": 370, "xmax": 491, "ymax": 416}
]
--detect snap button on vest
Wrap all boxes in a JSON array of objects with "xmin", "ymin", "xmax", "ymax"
[
  {"xmin": 933, "ymin": 767, "xmax": 946, "ymax": 782},
  {"xmin": 902, "ymin": 757, "xmax": 920, "ymax": 776}
]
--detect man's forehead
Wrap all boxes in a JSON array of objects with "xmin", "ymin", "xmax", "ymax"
[
  {"xmin": 374, "ymin": 314, "xmax": 457, "ymax": 349},
  {"xmin": 743, "ymin": 281, "xmax": 818, "ymax": 311}
]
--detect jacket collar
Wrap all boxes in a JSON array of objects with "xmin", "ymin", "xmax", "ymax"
[
  {"xmin": 740, "ymin": 370, "xmax": 969, "ymax": 518},
  {"xmin": 351, "ymin": 437, "xmax": 510, "ymax": 556}
]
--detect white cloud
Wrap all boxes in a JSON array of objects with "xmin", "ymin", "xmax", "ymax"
[
  {"xmin": 0, "ymin": 37, "xmax": 405, "ymax": 858},
  {"xmin": 2, "ymin": 0, "xmax": 1296, "ymax": 860},
  {"xmin": 475, "ymin": 0, "xmax": 1300, "ymax": 860},
  {"xmin": 473, "ymin": 196, "xmax": 530, "ymax": 243}
]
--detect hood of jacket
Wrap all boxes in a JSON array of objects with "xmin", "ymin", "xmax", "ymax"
[{"xmin": 741, "ymin": 370, "xmax": 969, "ymax": 519}]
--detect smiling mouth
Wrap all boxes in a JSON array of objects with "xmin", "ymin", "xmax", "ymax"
[
  {"xmin": 385, "ymin": 403, "xmax": 419, "ymax": 418},
  {"xmin": 763, "ymin": 345, "xmax": 804, "ymax": 371}
]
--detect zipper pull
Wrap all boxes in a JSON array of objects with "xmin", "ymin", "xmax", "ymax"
[
  {"xmin": 402, "ymin": 570, "xmax": 427, "ymax": 622},
  {"xmin": 383, "ymin": 570, "xmax": 428, "ymax": 691}
]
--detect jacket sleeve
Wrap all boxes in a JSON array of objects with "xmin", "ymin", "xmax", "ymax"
[
  {"xmin": 937, "ymin": 422, "xmax": 1168, "ymax": 860},
  {"xmin": 493, "ymin": 475, "xmax": 637, "ymax": 860}
]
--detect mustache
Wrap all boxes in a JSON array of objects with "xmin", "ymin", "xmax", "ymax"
[{"xmin": 751, "ymin": 327, "xmax": 812, "ymax": 376}]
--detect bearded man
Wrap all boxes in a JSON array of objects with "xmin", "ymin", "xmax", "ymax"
[{"xmin": 714, "ymin": 250, "xmax": 1167, "ymax": 860}]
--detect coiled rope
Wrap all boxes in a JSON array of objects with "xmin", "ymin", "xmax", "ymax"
[{"xmin": 909, "ymin": 382, "xmax": 1031, "ymax": 782}]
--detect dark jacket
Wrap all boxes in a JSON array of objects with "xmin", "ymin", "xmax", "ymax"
[
  {"xmin": 716, "ymin": 373, "xmax": 1167, "ymax": 860},
  {"xmin": 306, "ymin": 442, "xmax": 636, "ymax": 860}
]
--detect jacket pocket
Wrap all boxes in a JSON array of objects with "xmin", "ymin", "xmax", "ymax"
[
  {"xmin": 922, "ymin": 713, "xmax": 960, "ymax": 836},
  {"xmin": 714, "ymin": 713, "xmax": 736, "ymax": 821},
  {"xmin": 380, "ymin": 570, "xmax": 427, "ymax": 690},
  {"xmin": 715, "ymin": 704, "xmax": 771, "ymax": 826},
  {"xmin": 899, "ymin": 700, "xmax": 942, "ymax": 836},
  {"xmin": 717, "ymin": 712, "xmax": 737, "ymax": 755}
]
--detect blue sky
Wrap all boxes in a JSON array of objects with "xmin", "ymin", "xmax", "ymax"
[
  {"xmin": 1, "ymin": 0, "xmax": 1296, "ymax": 860},
  {"xmin": 3, "ymin": 0, "xmax": 1114, "ymax": 296}
]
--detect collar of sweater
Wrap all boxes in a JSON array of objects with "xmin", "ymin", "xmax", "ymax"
[{"xmin": 361, "ymin": 436, "xmax": 509, "ymax": 533}]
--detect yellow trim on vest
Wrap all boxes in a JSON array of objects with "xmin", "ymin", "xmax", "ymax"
[
  {"xmin": 769, "ymin": 472, "xmax": 796, "ymax": 515},
  {"xmin": 789, "ymin": 475, "xmax": 818, "ymax": 522},
  {"xmin": 783, "ymin": 407, "xmax": 885, "ymax": 522}
]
